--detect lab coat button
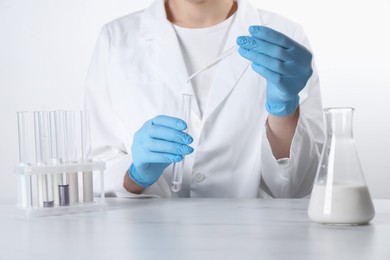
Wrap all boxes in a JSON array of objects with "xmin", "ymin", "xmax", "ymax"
[{"xmin": 194, "ymin": 172, "xmax": 205, "ymax": 182}]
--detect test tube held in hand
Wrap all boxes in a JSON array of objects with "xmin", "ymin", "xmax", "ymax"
[
  {"xmin": 171, "ymin": 94, "xmax": 192, "ymax": 192},
  {"xmin": 81, "ymin": 111, "xmax": 94, "ymax": 203}
]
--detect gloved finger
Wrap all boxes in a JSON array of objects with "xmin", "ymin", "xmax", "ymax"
[
  {"xmin": 146, "ymin": 124, "xmax": 193, "ymax": 145},
  {"xmin": 251, "ymin": 62, "xmax": 295, "ymax": 86},
  {"xmin": 150, "ymin": 115, "xmax": 187, "ymax": 131},
  {"xmin": 236, "ymin": 36, "xmax": 292, "ymax": 62},
  {"xmin": 143, "ymin": 137, "xmax": 194, "ymax": 155},
  {"xmin": 249, "ymin": 26, "xmax": 295, "ymax": 49},
  {"xmin": 239, "ymin": 47, "xmax": 295, "ymax": 76},
  {"xmin": 138, "ymin": 150, "xmax": 183, "ymax": 164}
]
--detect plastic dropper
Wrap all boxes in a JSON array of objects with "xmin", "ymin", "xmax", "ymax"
[{"xmin": 187, "ymin": 44, "xmax": 239, "ymax": 83}]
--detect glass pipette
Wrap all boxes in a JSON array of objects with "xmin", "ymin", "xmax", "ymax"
[
  {"xmin": 171, "ymin": 94, "xmax": 192, "ymax": 192},
  {"xmin": 187, "ymin": 44, "xmax": 239, "ymax": 83}
]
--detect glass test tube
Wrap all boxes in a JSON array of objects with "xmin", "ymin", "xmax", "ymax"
[
  {"xmin": 34, "ymin": 111, "xmax": 54, "ymax": 207},
  {"xmin": 171, "ymin": 94, "xmax": 192, "ymax": 192},
  {"xmin": 55, "ymin": 111, "xmax": 69, "ymax": 206},
  {"xmin": 65, "ymin": 111, "xmax": 79, "ymax": 204},
  {"xmin": 55, "ymin": 111, "xmax": 66, "ymax": 164},
  {"xmin": 49, "ymin": 111, "xmax": 63, "ymax": 205},
  {"xmin": 17, "ymin": 112, "xmax": 33, "ymax": 208},
  {"xmin": 81, "ymin": 111, "xmax": 94, "ymax": 203}
]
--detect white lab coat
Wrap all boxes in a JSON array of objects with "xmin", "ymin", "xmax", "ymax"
[{"xmin": 84, "ymin": 0, "xmax": 324, "ymax": 198}]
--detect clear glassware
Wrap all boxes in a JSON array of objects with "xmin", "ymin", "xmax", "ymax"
[
  {"xmin": 49, "ymin": 111, "xmax": 63, "ymax": 205},
  {"xmin": 15, "ymin": 110, "xmax": 106, "ymax": 217},
  {"xmin": 81, "ymin": 111, "xmax": 94, "ymax": 202},
  {"xmin": 17, "ymin": 112, "xmax": 34, "ymax": 208},
  {"xmin": 171, "ymin": 94, "xmax": 192, "ymax": 192},
  {"xmin": 34, "ymin": 111, "xmax": 54, "ymax": 207},
  {"xmin": 308, "ymin": 107, "xmax": 375, "ymax": 225}
]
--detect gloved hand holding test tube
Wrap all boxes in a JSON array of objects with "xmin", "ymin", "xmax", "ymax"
[
  {"xmin": 129, "ymin": 28, "xmax": 267, "ymax": 192},
  {"xmin": 129, "ymin": 115, "xmax": 194, "ymax": 191}
]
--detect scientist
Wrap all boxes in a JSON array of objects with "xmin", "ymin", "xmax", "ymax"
[{"xmin": 84, "ymin": 0, "xmax": 324, "ymax": 198}]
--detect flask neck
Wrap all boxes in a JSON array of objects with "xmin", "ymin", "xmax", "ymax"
[{"xmin": 325, "ymin": 108, "xmax": 354, "ymax": 138}]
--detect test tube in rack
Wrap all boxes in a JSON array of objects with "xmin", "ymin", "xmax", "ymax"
[
  {"xmin": 64, "ymin": 111, "xmax": 79, "ymax": 204},
  {"xmin": 15, "ymin": 110, "xmax": 106, "ymax": 217},
  {"xmin": 81, "ymin": 111, "xmax": 94, "ymax": 203},
  {"xmin": 34, "ymin": 112, "xmax": 54, "ymax": 207},
  {"xmin": 49, "ymin": 111, "xmax": 63, "ymax": 205},
  {"xmin": 54, "ymin": 111, "xmax": 70, "ymax": 206},
  {"xmin": 17, "ymin": 112, "xmax": 33, "ymax": 208}
]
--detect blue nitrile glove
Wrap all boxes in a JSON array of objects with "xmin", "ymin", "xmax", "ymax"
[
  {"xmin": 237, "ymin": 26, "xmax": 313, "ymax": 116},
  {"xmin": 129, "ymin": 115, "xmax": 194, "ymax": 188}
]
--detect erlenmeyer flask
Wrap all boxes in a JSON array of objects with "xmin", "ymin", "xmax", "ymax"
[{"xmin": 308, "ymin": 107, "xmax": 375, "ymax": 225}]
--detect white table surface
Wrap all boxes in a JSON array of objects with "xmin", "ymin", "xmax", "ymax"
[{"xmin": 0, "ymin": 198, "xmax": 389, "ymax": 260}]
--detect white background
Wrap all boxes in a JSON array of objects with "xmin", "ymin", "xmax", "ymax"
[{"xmin": 0, "ymin": 0, "xmax": 389, "ymax": 201}]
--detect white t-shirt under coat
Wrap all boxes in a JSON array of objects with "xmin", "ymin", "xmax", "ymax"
[{"xmin": 173, "ymin": 14, "xmax": 235, "ymax": 117}]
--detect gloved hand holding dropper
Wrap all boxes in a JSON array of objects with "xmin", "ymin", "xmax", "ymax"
[{"xmin": 237, "ymin": 26, "xmax": 313, "ymax": 116}]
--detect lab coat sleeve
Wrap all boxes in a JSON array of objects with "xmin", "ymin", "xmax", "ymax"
[
  {"xmin": 259, "ymin": 26, "xmax": 324, "ymax": 198},
  {"xmin": 84, "ymin": 25, "xmax": 171, "ymax": 198}
]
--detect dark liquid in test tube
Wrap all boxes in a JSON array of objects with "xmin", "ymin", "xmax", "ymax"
[{"xmin": 59, "ymin": 184, "xmax": 70, "ymax": 206}]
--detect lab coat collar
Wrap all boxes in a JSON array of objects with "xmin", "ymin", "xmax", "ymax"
[
  {"xmin": 140, "ymin": 0, "xmax": 264, "ymax": 121},
  {"xmin": 202, "ymin": 0, "xmax": 264, "ymax": 120},
  {"xmin": 140, "ymin": 0, "xmax": 199, "ymax": 116}
]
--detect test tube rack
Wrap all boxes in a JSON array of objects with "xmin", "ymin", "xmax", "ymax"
[{"xmin": 15, "ymin": 161, "xmax": 106, "ymax": 218}]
